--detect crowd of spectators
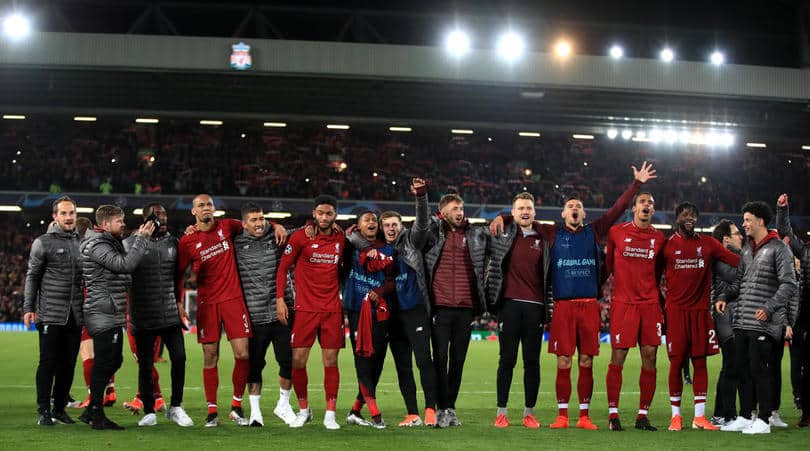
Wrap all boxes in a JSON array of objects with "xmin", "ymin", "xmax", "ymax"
[
  {"xmin": 0, "ymin": 220, "xmax": 34, "ymax": 323},
  {"xmin": 2, "ymin": 118, "xmax": 809, "ymax": 214}
]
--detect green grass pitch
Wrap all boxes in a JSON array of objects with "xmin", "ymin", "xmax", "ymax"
[{"xmin": 0, "ymin": 333, "xmax": 806, "ymax": 450}]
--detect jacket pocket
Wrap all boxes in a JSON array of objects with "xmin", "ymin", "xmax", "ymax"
[{"xmin": 99, "ymin": 294, "xmax": 118, "ymax": 314}]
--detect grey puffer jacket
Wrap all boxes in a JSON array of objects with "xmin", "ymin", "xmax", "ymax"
[
  {"xmin": 234, "ymin": 228, "xmax": 294, "ymax": 325},
  {"xmin": 711, "ymin": 246, "xmax": 740, "ymax": 343},
  {"xmin": 776, "ymin": 205, "xmax": 810, "ymax": 330},
  {"xmin": 721, "ymin": 232, "xmax": 798, "ymax": 341},
  {"xmin": 413, "ymin": 208, "xmax": 490, "ymax": 313},
  {"xmin": 123, "ymin": 233, "xmax": 181, "ymax": 331},
  {"xmin": 486, "ymin": 222, "xmax": 555, "ymax": 320},
  {"xmin": 81, "ymin": 229, "xmax": 148, "ymax": 336},
  {"xmin": 23, "ymin": 224, "xmax": 83, "ymax": 326}
]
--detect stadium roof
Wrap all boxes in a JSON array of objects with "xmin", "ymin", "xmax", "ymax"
[{"xmin": 2, "ymin": 0, "xmax": 807, "ymax": 67}]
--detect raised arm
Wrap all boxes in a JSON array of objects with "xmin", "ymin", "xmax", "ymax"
[
  {"xmin": 592, "ymin": 161, "xmax": 656, "ymax": 240},
  {"xmin": 776, "ymin": 194, "xmax": 806, "ymax": 257},
  {"xmin": 89, "ymin": 234, "xmax": 149, "ymax": 274},
  {"xmin": 409, "ymin": 178, "xmax": 431, "ymax": 250}
]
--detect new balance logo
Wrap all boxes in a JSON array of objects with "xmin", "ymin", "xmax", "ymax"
[
  {"xmin": 614, "ymin": 333, "xmax": 621, "ymax": 343},
  {"xmin": 624, "ymin": 238, "xmax": 633, "ymax": 242},
  {"xmin": 415, "ymin": 326, "xmax": 423, "ymax": 333}
]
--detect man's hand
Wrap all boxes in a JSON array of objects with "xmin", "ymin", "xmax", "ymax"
[
  {"xmin": 276, "ymin": 299, "xmax": 289, "ymax": 325},
  {"xmin": 136, "ymin": 221, "xmax": 156, "ymax": 237},
  {"xmin": 410, "ymin": 178, "xmax": 426, "ymax": 195},
  {"xmin": 344, "ymin": 224, "xmax": 357, "ymax": 237},
  {"xmin": 777, "ymin": 193, "xmax": 789, "ymax": 208},
  {"xmin": 184, "ymin": 225, "xmax": 197, "ymax": 236},
  {"xmin": 632, "ymin": 161, "xmax": 657, "ymax": 184},
  {"xmin": 23, "ymin": 312, "xmax": 36, "ymax": 328},
  {"xmin": 368, "ymin": 290, "xmax": 379, "ymax": 302},
  {"xmin": 715, "ymin": 300, "xmax": 726, "ymax": 315},
  {"xmin": 489, "ymin": 216, "xmax": 504, "ymax": 236},
  {"xmin": 786, "ymin": 326, "xmax": 794, "ymax": 341},
  {"xmin": 273, "ymin": 224, "xmax": 288, "ymax": 246},
  {"xmin": 177, "ymin": 302, "xmax": 190, "ymax": 328},
  {"xmin": 755, "ymin": 309, "xmax": 769, "ymax": 321}
]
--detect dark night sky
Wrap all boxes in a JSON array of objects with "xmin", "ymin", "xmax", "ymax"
[{"xmin": 5, "ymin": 0, "xmax": 806, "ymax": 67}]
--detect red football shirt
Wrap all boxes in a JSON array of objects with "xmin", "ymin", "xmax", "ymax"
[
  {"xmin": 276, "ymin": 228, "xmax": 345, "ymax": 313},
  {"xmin": 177, "ymin": 218, "xmax": 244, "ymax": 305},
  {"xmin": 662, "ymin": 232, "xmax": 740, "ymax": 310},
  {"xmin": 606, "ymin": 221, "xmax": 665, "ymax": 305}
]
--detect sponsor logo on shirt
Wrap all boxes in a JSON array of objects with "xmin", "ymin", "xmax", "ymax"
[
  {"xmin": 56, "ymin": 248, "xmax": 65, "ymax": 254},
  {"xmin": 674, "ymin": 258, "xmax": 705, "ymax": 270},
  {"xmin": 622, "ymin": 245, "xmax": 656, "ymax": 259}
]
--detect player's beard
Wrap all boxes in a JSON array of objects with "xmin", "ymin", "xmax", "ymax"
[
  {"xmin": 318, "ymin": 220, "xmax": 335, "ymax": 233},
  {"xmin": 201, "ymin": 216, "xmax": 212, "ymax": 223},
  {"xmin": 677, "ymin": 223, "xmax": 695, "ymax": 237}
]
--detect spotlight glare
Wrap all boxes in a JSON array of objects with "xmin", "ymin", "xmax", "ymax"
[
  {"xmin": 553, "ymin": 40, "xmax": 572, "ymax": 58},
  {"xmin": 710, "ymin": 51, "xmax": 725, "ymax": 66},
  {"xmin": 659, "ymin": 47, "xmax": 675, "ymax": 63},
  {"xmin": 609, "ymin": 45, "xmax": 624, "ymax": 59},
  {"xmin": 621, "ymin": 129, "xmax": 633, "ymax": 140},
  {"xmin": 445, "ymin": 30, "xmax": 471, "ymax": 58},
  {"xmin": 497, "ymin": 31, "xmax": 526, "ymax": 62},
  {"xmin": 3, "ymin": 14, "xmax": 31, "ymax": 40},
  {"xmin": 606, "ymin": 129, "xmax": 619, "ymax": 139},
  {"xmin": 721, "ymin": 132, "xmax": 735, "ymax": 147},
  {"xmin": 649, "ymin": 128, "xmax": 663, "ymax": 143}
]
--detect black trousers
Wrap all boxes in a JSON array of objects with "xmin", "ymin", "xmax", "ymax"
[
  {"xmin": 713, "ymin": 337, "xmax": 740, "ymax": 420},
  {"xmin": 432, "ymin": 307, "xmax": 473, "ymax": 410},
  {"xmin": 248, "ymin": 321, "xmax": 292, "ymax": 384},
  {"xmin": 496, "ymin": 300, "xmax": 543, "ymax": 409},
  {"xmin": 347, "ymin": 309, "xmax": 389, "ymax": 401},
  {"xmin": 789, "ymin": 328, "xmax": 804, "ymax": 401},
  {"xmin": 90, "ymin": 327, "xmax": 124, "ymax": 410},
  {"xmin": 735, "ymin": 330, "xmax": 777, "ymax": 422},
  {"xmin": 799, "ymin": 328, "xmax": 810, "ymax": 416},
  {"xmin": 773, "ymin": 337, "xmax": 785, "ymax": 411},
  {"xmin": 35, "ymin": 315, "xmax": 81, "ymax": 413},
  {"xmin": 389, "ymin": 305, "xmax": 438, "ymax": 414},
  {"xmin": 134, "ymin": 325, "xmax": 186, "ymax": 413}
]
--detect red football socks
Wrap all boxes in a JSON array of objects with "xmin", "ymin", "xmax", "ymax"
[
  {"xmin": 203, "ymin": 366, "xmax": 219, "ymax": 410},
  {"xmin": 291, "ymin": 367, "xmax": 309, "ymax": 410},
  {"xmin": 577, "ymin": 365, "xmax": 593, "ymax": 417},
  {"xmin": 556, "ymin": 367, "xmax": 572, "ymax": 417},
  {"xmin": 324, "ymin": 366, "xmax": 339, "ymax": 412},
  {"xmin": 606, "ymin": 364, "xmax": 623, "ymax": 419}
]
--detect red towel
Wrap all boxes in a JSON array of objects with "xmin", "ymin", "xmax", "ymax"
[
  {"xmin": 359, "ymin": 248, "xmax": 394, "ymax": 272},
  {"xmin": 355, "ymin": 293, "xmax": 390, "ymax": 357}
]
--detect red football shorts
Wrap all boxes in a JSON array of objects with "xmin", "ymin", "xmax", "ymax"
[
  {"xmin": 291, "ymin": 311, "xmax": 345, "ymax": 349},
  {"xmin": 665, "ymin": 308, "xmax": 720, "ymax": 359},
  {"xmin": 81, "ymin": 326, "xmax": 91, "ymax": 341},
  {"xmin": 548, "ymin": 298, "xmax": 601, "ymax": 356},
  {"xmin": 610, "ymin": 302, "xmax": 663, "ymax": 349},
  {"xmin": 196, "ymin": 298, "xmax": 252, "ymax": 344}
]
